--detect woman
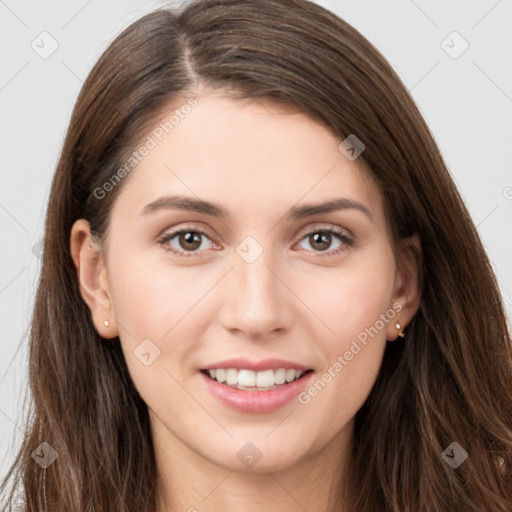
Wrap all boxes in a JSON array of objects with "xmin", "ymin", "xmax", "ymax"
[{"xmin": 2, "ymin": 0, "xmax": 511, "ymax": 510}]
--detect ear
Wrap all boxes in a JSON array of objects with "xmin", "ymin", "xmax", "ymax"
[
  {"xmin": 387, "ymin": 233, "xmax": 422, "ymax": 341},
  {"xmin": 70, "ymin": 219, "xmax": 119, "ymax": 339}
]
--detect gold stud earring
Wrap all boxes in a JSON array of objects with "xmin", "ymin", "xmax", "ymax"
[
  {"xmin": 104, "ymin": 320, "xmax": 109, "ymax": 327},
  {"xmin": 395, "ymin": 322, "xmax": 405, "ymax": 338}
]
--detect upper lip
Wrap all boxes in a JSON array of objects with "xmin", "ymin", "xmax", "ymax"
[{"xmin": 201, "ymin": 358, "xmax": 312, "ymax": 372}]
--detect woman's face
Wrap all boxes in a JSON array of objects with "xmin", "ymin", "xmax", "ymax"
[{"xmin": 73, "ymin": 94, "xmax": 419, "ymax": 475}]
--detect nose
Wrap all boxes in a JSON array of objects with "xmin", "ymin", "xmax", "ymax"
[{"xmin": 218, "ymin": 248, "xmax": 294, "ymax": 339}]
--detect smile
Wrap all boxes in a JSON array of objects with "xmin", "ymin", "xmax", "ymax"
[{"xmin": 201, "ymin": 368, "xmax": 313, "ymax": 390}]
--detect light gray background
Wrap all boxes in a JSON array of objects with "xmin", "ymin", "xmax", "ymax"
[{"xmin": 1, "ymin": 0, "xmax": 511, "ymax": 479}]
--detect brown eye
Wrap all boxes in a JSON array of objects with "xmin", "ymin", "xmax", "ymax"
[
  {"xmin": 158, "ymin": 227, "xmax": 216, "ymax": 257},
  {"xmin": 178, "ymin": 231, "xmax": 202, "ymax": 251},
  {"xmin": 308, "ymin": 232, "xmax": 333, "ymax": 251},
  {"xmin": 297, "ymin": 228, "xmax": 353, "ymax": 256}
]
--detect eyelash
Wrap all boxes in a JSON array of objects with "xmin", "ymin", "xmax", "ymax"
[{"xmin": 157, "ymin": 225, "xmax": 353, "ymax": 258}]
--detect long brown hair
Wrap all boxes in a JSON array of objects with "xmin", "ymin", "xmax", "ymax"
[{"xmin": 2, "ymin": 0, "xmax": 511, "ymax": 510}]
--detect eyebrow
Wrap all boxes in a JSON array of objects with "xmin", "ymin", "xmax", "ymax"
[{"xmin": 142, "ymin": 194, "xmax": 373, "ymax": 222}]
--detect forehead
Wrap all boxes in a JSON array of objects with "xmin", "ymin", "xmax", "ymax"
[{"xmin": 109, "ymin": 94, "xmax": 382, "ymax": 227}]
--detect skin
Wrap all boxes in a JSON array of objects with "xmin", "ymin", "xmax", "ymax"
[{"xmin": 70, "ymin": 93, "xmax": 421, "ymax": 512}]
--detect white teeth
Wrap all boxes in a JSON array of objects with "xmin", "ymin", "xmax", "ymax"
[
  {"xmin": 216, "ymin": 369, "xmax": 226, "ymax": 383},
  {"xmin": 238, "ymin": 369, "xmax": 256, "ymax": 387},
  {"xmin": 226, "ymin": 368, "xmax": 238, "ymax": 385},
  {"xmin": 205, "ymin": 367, "xmax": 307, "ymax": 389},
  {"xmin": 275, "ymin": 368, "xmax": 286, "ymax": 384},
  {"xmin": 286, "ymin": 369, "xmax": 298, "ymax": 382},
  {"xmin": 256, "ymin": 369, "xmax": 274, "ymax": 387}
]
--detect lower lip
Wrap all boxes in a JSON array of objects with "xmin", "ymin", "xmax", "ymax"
[{"xmin": 199, "ymin": 370, "xmax": 314, "ymax": 414}]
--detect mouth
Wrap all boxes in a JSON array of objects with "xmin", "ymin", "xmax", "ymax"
[{"xmin": 200, "ymin": 368, "xmax": 314, "ymax": 391}]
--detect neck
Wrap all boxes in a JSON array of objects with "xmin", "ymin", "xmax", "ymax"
[{"xmin": 152, "ymin": 416, "xmax": 353, "ymax": 512}]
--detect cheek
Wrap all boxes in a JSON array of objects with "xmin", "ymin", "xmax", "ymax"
[
  {"xmin": 109, "ymin": 257, "xmax": 207, "ymax": 338},
  {"xmin": 109, "ymin": 264, "xmax": 167, "ymax": 336},
  {"xmin": 106, "ymin": 261, "xmax": 187, "ymax": 374},
  {"xmin": 298, "ymin": 245, "xmax": 396, "ymax": 342},
  {"xmin": 108, "ymin": 264, "xmax": 196, "ymax": 416},
  {"xmin": 108, "ymin": 259, "xmax": 217, "ymax": 387},
  {"xmin": 292, "ymin": 248, "xmax": 395, "ymax": 423}
]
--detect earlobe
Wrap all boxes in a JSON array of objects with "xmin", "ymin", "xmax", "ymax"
[
  {"xmin": 70, "ymin": 219, "xmax": 118, "ymax": 339},
  {"xmin": 387, "ymin": 233, "xmax": 422, "ymax": 341}
]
